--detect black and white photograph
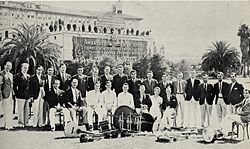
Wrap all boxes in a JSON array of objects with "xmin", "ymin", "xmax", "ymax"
[{"xmin": 0, "ymin": 0, "xmax": 250, "ymax": 148}]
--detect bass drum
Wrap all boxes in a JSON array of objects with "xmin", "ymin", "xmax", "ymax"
[
  {"xmin": 113, "ymin": 105, "xmax": 155, "ymax": 132},
  {"xmin": 113, "ymin": 105, "xmax": 135, "ymax": 130}
]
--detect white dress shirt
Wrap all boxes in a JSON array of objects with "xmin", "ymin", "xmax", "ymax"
[{"xmin": 117, "ymin": 92, "xmax": 134, "ymax": 108}]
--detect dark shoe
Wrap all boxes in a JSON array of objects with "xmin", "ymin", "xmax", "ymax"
[
  {"xmin": 0, "ymin": 114, "xmax": 4, "ymax": 118},
  {"xmin": 13, "ymin": 116, "xmax": 18, "ymax": 120}
]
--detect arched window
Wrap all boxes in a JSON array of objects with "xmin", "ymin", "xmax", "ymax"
[
  {"xmin": 54, "ymin": 25, "xmax": 57, "ymax": 31},
  {"xmin": 136, "ymin": 30, "xmax": 139, "ymax": 36},
  {"xmin": 67, "ymin": 24, "xmax": 71, "ymax": 31},
  {"xmin": 110, "ymin": 28, "xmax": 114, "ymax": 34},
  {"xmin": 126, "ymin": 29, "xmax": 129, "ymax": 35},
  {"xmin": 49, "ymin": 25, "xmax": 53, "ymax": 32},
  {"xmin": 94, "ymin": 26, "xmax": 98, "ymax": 33},
  {"xmin": 118, "ymin": 29, "xmax": 121, "ymax": 34},
  {"xmin": 73, "ymin": 24, "xmax": 77, "ymax": 31},
  {"xmin": 59, "ymin": 25, "xmax": 62, "ymax": 31},
  {"xmin": 88, "ymin": 25, "xmax": 91, "ymax": 32},
  {"xmin": 103, "ymin": 27, "xmax": 107, "ymax": 33},
  {"xmin": 82, "ymin": 24, "xmax": 85, "ymax": 32},
  {"xmin": 131, "ymin": 28, "xmax": 134, "ymax": 35}
]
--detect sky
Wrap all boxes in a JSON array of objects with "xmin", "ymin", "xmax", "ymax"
[{"xmin": 36, "ymin": 0, "xmax": 250, "ymax": 62}]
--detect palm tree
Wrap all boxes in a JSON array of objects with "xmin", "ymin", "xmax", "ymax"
[
  {"xmin": 0, "ymin": 23, "xmax": 61, "ymax": 74},
  {"xmin": 201, "ymin": 41, "xmax": 241, "ymax": 74},
  {"xmin": 237, "ymin": 24, "xmax": 250, "ymax": 77}
]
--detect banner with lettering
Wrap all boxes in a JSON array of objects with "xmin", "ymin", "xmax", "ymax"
[{"xmin": 72, "ymin": 36, "xmax": 147, "ymax": 61}]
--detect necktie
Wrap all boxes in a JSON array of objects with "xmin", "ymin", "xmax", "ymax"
[
  {"xmin": 74, "ymin": 89, "xmax": 77, "ymax": 102},
  {"xmin": 219, "ymin": 82, "xmax": 222, "ymax": 93},
  {"xmin": 204, "ymin": 83, "xmax": 207, "ymax": 91},
  {"xmin": 179, "ymin": 81, "xmax": 182, "ymax": 93}
]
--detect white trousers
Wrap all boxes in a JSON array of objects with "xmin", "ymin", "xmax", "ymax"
[
  {"xmin": 16, "ymin": 98, "xmax": 30, "ymax": 126},
  {"xmin": 200, "ymin": 103, "xmax": 212, "ymax": 127},
  {"xmin": 185, "ymin": 98, "xmax": 201, "ymax": 128},
  {"xmin": 216, "ymin": 99, "xmax": 229, "ymax": 123},
  {"xmin": 49, "ymin": 108, "xmax": 71, "ymax": 128},
  {"xmin": 87, "ymin": 107, "xmax": 105, "ymax": 126},
  {"xmin": 162, "ymin": 108, "xmax": 176, "ymax": 127},
  {"xmin": 2, "ymin": 95, "xmax": 13, "ymax": 129},
  {"xmin": 33, "ymin": 95, "xmax": 44, "ymax": 127},
  {"xmin": 176, "ymin": 94, "xmax": 185, "ymax": 126}
]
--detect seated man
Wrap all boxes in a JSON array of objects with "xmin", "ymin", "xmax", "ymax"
[
  {"xmin": 162, "ymin": 86, "xmax": 178, "ymax": 128},
  {"xmin": 134, "ymin": 84, "xmax": 152, "ymax": 114},
  {"xmin": 117, "ymin": 83, "xmax": 134, "ymax": 109},
  {"xmin": 101, "ymin": 81, "xmax": 117, "ymax": 115},
  {"xmin": 219, "ymin": 89, "xmax": 250, "ymax": 135},
  {"xmin": 45, "ymin": 79, "xmax": 71, "ymax": 131},
  {"xmin": 86, "ymin": 82, "xmax": 104, "ymax": 129},
  {"xmin": 64, "ymin": 79, "xmax": 88, "ymax": 126}
]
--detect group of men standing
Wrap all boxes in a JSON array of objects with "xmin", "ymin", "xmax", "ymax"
[{"xmin": 0, "ymin": 61, "xmax": 245, "ymax": 131}]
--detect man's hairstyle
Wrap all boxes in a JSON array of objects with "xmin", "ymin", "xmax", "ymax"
[
  {"xmin": 146, "ymin": 70, "xmax": 153, "ymax": 74},
  {"xmin": 117, "ymin": 64, "xmax": 123, "ymax": 69},
  {"xmin": 36, "ymin": 65, "xmax": 43, "ymax": 70},
  {"xmin": 52, "ymin": 79, "xmax": 60, "ymax": 84},
  {"xmin": 130, "ymin": 69, "xmax": 137, "ymax": 74},
  {"xmin": 123, "ymin": 83, "xmax": 129, "ymax": 86},
  {"xmin": 21, "ymin": 62, "xmax": 29, "ymax": 68},
  {"xmin": 59, "ymin": 63, "xmax": 66, "ymax": 68},
  {"xmin": 77, "ymin": 66, "xmax": 84, "ymax": 69},
  {"xmin": 217, "ymin": 72, "xmax": 224, "ymax": 76}
]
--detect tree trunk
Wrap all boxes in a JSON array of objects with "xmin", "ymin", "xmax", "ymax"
[
  {"xmin": 247, "ymin": 63, "xmax": 250, "ymax": 76},
  {"xmin": 243, "ymin": 62, "xmax": 246, "ymax": 77}
]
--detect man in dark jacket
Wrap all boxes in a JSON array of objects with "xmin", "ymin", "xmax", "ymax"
[
  {"xmin": 198, "ymin": 74, "xmax": 214, "ymax": 127},
  {"xmin": 213, "ymin": 72, "xmax": 230, "ymax": 123},
  {"xmin": 112, "ymin": 65, "xmax": 127, "ymax": 96},
  {"xmin": 14, "ymin": 63, "xmax": 31, "ymax": 127},
  {"xmin": 56, "ymin": 63, "xmax": 71, "ymax": 91},
  {"xmin": 228, "ymin": 72, "xmax": 244, "ymax": 114},
  {"xmin": 185, "ymin": 70, "xmax": 200, "ymax": 128},
  {"xmin": 45, "ymin": 79, "xmax": 70, "ymax": 131}
]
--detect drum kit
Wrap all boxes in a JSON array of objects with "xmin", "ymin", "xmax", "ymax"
[{"xmin": 64, "ymin": 105, "xmax": 155, "ymax": 143}]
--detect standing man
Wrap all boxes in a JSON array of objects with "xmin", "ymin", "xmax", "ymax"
[
  {"xmin": 127, "ymin": 70, "xmax": 141, "ymax": 99},
  {"xmin": 30, "ymin": 65, "xmax": 45, "ymax": 128},
  {"xmin": 185, "ymin": 70, "xmax": 201, "ymax": 128},
  {"xmin": 228, "ymin": 72, "xmax": 244, "ymax": 114},
  {"xmin": 198, "ymin": 74, "xmax": 214, "ymax": 127},
  {"xmin": 158, "ymin": 73, "xmax": 172, "ymax": 98},
  {"xmin": 172, "ymin": 72, "xmax": 187, "ymax": 127},
  {"xmin": 87, "ymin": 67, "xmax": 100, "ymax": 91},
  {"xmin": 112, "ymin": 65, "xmax": 127, "ymax": 96},
  {"xmin": 213, "ymin": 72, "xmax": 230, "ymax": 123},
  {"xmin": 100, "ymin": 66, "xmax": 113, "ymax": 92},
  {"xmin": 43, "ymin": 67, "xmax": 56, "ymax": 126},
  {"xmin": 1, "ymin": 61, "xmax": 14, "ymax": 130},
  {"xmin": 72, "ymin": 66, "xmax": 88, "ymax": 98},
  {"xmin": 14, "ymin": 63, "xmax": 31, "ymax": 127},
  {"xmin": 56, "ymin": 63, "xmax": 71, "ymax": 91},
  {"xmin": 142, "ymin": 70, "xmax": 158, "ymax": 95}
]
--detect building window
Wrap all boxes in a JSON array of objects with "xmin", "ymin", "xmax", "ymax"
[
  {"xmin": 54, "ymin": 36, "xmax": 56, "ymax": 40},
  {"xmin": 0, "ymin": 37, "xmax": 2, "ymax": 41},
  {"xmin": 5, "ymin": 31, "xmax": 8, "ymax": 38},
  {"xmin": 31, "ymin": 15, "xmax": 34, "ymax": 18},
  {"xmin": 28, "ymin": 15, "xmax": 30, "ymax": 18}
]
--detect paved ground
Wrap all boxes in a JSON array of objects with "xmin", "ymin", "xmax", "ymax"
[{"xmin": 0, "ymin": 77, "xmax": 250, "ymax": 149}]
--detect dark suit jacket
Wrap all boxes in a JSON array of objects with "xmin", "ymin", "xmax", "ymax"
[
  {"xmin": 44, "ymin": 74, "xmax": 56, "ymax": 93},
  {"xmin": 162, "ymin": 94, "xmax": 178, "ymax": 110},
  {"xmin": 100, "ymin": 74, "xmax": 113, "ymax": 92},
  {"xmin": 157, "ymin": 81, "xmax": 172, "ymax": 99},
  {"xmin": 142, "ymin": 79, "xmax": 158, "ymax": 95},
  {"xmin": 73, "ymin": 74, "xmax": 88, "ymax": 98},
  {"xmin": 213, "ymin": 81, "xmax": 230, "ymax": 105},
  {"xmin": 133, "ymin": 93, "xmax": 152, "ymax": 111},
  {"xmin": 44, "ymin": 88, "xmax": 65, "ymax": 108},
  {"xmin": 63, "ymin": 88, "xmax": 84, "ymax": 108},
  {"xmin": 13, "ymin": 72, "xmax": 30, "ymax": 99},
  {"xmin": 198, "ymin": 83, "xmax": 214, "ymax": 105},
  {"xmin": 29, "ymin": 75, "xmax": 44, "ymax": 99},
  {"xmin": 56, "ymin": 73, "xmax": 71, "ymax": 91},
  {"xmin": 127, "ymin": 79, "xmax": 142, "ymax": 97},
  {"xmin": 112, "ymin": 74, "xmax": 127, "ymax": 96},
  {"xmin": 0, "ymin": 70, "xmax": 13, "ymax": 99},
  {"xmin": 228, "ymin": 82, "xmax": 244, "ymax": 105},
  {"xmin": 185, "ymin": 78, "xmax": 200, "ymax": 101},
  {"xmin": 87, "ymin": 76, "xmax": 100, "ymax": 91}
]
